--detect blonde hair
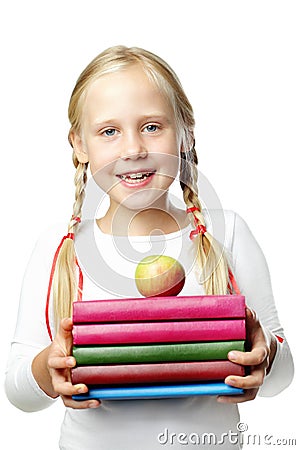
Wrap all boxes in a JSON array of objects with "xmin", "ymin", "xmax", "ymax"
[{"xmin": 52, "ymin": 45, "xmax": 232, "ymax": 332}]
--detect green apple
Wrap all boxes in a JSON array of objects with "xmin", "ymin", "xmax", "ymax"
[{"xmin": 135, "ymin": 255, "xmax": 185, "ymax": 297}]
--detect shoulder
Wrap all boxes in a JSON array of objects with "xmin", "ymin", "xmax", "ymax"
[
  {"xmin": 203, "ymin": 209, "xmax": 242, "ymax": 250},
  {"xmin": 204, "ymin": 209, "xmax": 262, "ymax": 257},
  {"xmin": 35, "ymin": 221, "xmax": 69, "ymax": 246},
  {"xmin": 35, "ymin": 219, "xmax": 94, "ymax": 248},
  {"xmin": 28, "ymin": 221, "xmax": 70, "ymax": 270},
  {"xmin": 203, "ymin": 209, "xmax": 257, "ymax": 254}
]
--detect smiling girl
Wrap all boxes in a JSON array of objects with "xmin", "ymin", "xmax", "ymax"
[
  {"xmin": 73, "ymin": 64, "xmax": 185, "ymax": 233},
  {"xmin": 5, "ymin": 46, "xmax": 293, "ymax": 449}
]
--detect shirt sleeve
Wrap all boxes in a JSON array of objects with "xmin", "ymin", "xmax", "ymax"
[
  {"xmin": 230, "ymin": 212, "xmax": 294, "ymax": 396},
  {"xmin": 4, "ymin": 224, "xmax": 66, "ymax": 412}
]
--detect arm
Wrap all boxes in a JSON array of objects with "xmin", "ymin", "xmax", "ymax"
[
  {"xmin": 218, "ymin": 307, "xmax": 278, "ymax": 403},
  {"xmin": 218, "ymin": 213, "xmax": 294, "ymax": 403},
  {"xmin": 32, "ymin": 318, "xmax": 100, "ymax": 409},
  {"xmin": 4, "ymin": 225, "xmax": 99, "ymax": 412}
]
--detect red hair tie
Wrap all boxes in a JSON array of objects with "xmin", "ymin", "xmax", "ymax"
[
  {"xmin": 189, "ymin": 224, "xmax": 207, "ymax": 240},
  {"xmin": 187, "ymin": 207, "xmax": 207, "ymax": 239},
  {"xmin": 228, "ymin": 268, "xmax": 241, "ymax": 295},
  {"xmin": 186, "ymin": 207, "xmax": 200, "ymax": 214},
  {"xmin": 72, "ymin": 216, "xmax": 81, "ymax": 224}
]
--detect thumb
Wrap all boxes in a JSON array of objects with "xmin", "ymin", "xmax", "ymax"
[
  {"xmin": 245, "ymin": 307, "xmax": 260, "ymax": 336},
  {"xmin": 245, "ymin": 307, "xmax": 257, "ymax": 324},
  {"xmin": 245, "ymin": 307, "xmax": 266, "ymax": 349},
  {"xmin": 56, "ymin": 318, "xmax": 73, "ymax": 340}
]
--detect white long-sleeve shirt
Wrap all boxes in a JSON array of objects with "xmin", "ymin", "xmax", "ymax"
[{"xmin": 5, "ymin": 210, "xmax": 294, "ymax": 449}]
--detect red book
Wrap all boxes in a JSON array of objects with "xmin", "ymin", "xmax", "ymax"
[
  {"xmin": 73, "ymin": 295, "xmax": 245, "ymax": 324},
  {"xmin": 71, "ymin": 360, "xmax": 245, "ymax": 385},
  {"xmin": 72, "ymin": 319, "xmax": 246, "ymax": 345}
]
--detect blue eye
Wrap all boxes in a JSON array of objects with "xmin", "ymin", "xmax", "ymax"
[
  {"xmin": 145, "ymin": 124, "xmax": 158, "ymax": 133},
  {"xmin": 104, "ymin": 129, "xmax": 116, "ymax": 136}
]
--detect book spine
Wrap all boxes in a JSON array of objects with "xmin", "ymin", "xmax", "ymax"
[
  {"xmin": 71, "ymin": 361, "xmax": 245, "ymax": 385},
  {"xmin": 73, "ymin": 295, "xmax": 245, "ymax": 323},
  {"xmin": 72, "ymin": 320, "xmax": 246, "ymax": 345},
  {"xmin": 73, "ymin": 341, "xmax": 245, "ymax": 365},
  {"xmin": 72, "ymin": 382, "xmax": 244, "ymax": 400}
]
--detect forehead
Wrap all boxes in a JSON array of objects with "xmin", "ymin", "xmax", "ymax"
[{"xmin": 82, "ymin": 66, "xmax": 174, "ymax": 120}]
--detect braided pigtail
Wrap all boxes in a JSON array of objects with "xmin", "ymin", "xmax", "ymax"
[
  {"xmin": 52, "ymin": 154, "xmax": 88, "ymax": 332},
  {"xmin": 180, "ymin": 142, "xmax": 230, "ymax": 295}
]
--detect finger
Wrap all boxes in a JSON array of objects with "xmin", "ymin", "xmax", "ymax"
[
  {"xmin": 245, "ymin": 306, "xmax": 257, "ymax": 322},
  {"xmin": 60, "ymin": 317, "xmax": 73, "ymax": 333},
  {"xmin": 48, "ymin": 356, "xmax": 76, "ymax": 370},
  {"xmin": 61, "ymin": 395, "xmax": 101, "ymax": 410},
  {"xmin": 52, "ymin": 378, "xmax": 89, "ymax": 397},
  {"xmin": 228, "ymin": 346, "xmax": 268, "ymax": 366},
  {"xmin": 55, "ymin": 318, "xmax": 73, "ymax": 345},
  {"xmin": 224, "ymin": 367, "xmax": 265, "ymax": 390},
  {"xmin": 53, "ymin": 319, "xmax": 74, "ymax": 356},
  {"xmin": 217, "ymin": 388, "xmax": 258, "ymax": 404},
  {"xmin": 245, "ymin": 308, "xmax": 268, "ymax": 348}
]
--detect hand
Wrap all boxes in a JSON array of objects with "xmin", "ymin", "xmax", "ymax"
[
  {"xmin": 217, "ymin": 307, "xmax": 277, "ymax": 404},
  {"xmin": 47, "ymin": 318, "xmax": 100, "ymax": 409}
]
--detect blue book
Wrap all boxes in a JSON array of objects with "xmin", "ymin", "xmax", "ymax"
[{"xmin": 72, "ymin": 382, "xmax": 243, "ymax": 401}]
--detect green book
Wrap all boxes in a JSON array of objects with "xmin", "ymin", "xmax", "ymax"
[{"xmin": 73, "ymin": 340, "xmax": 245, "ymax": 365}]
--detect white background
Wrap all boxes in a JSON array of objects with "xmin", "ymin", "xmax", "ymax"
[{"xmin": 1, "ymin": 0, "xmax": 299, "ymax": 448}]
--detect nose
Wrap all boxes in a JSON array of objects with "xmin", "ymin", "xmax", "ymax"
[{"xmin": 120, "ymin": 131, "xmax": 148, "ymax": 160}]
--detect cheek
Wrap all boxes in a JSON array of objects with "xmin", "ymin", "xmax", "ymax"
[
  {"xmin": 156, "ymin": 151, "xmax": 180, "ymax": 180},
  {"xmin": 88, "ymin": 147, "xmax": 115, "ymax": 175},
  {"xmin": 89, "ymin": 154, "xmax": 118, "ymax": 193}
]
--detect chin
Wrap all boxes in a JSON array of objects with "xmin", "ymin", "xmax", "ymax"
[{"xmin": 119, "ymin": 189, "xmax": 167, "ymax": 211}]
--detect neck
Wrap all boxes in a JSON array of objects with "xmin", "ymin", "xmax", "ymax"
[{"xmin": 97, "ymin": 193, "xmax": 189, "ymax": 236}]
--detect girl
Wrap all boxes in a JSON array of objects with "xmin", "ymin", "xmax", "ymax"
[{"xmin": 5, "ymin": 46, "xmax": 293, "ymax": 449}]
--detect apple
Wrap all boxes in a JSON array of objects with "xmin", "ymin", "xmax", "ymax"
[{"xmin": 135, "ymin": 255, "xmax": 185, "ymax": 297}]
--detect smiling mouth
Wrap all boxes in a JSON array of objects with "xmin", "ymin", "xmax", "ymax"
[{"xmin": 116, "ymin": 171, "xmax": 156, "ymax": 184}]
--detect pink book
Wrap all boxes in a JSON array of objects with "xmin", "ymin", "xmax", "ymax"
[
  {"xmin": 72, "ymin": 319, "xmax": 246, "ymax": 345},
  {"xmin": 72, "ymin": 295, "xmax": 245, "ymax": 323}
]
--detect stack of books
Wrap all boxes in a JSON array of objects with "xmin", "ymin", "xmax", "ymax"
[{"xmin": 72, "ymin": 295, "xmax": 246, "ymax": 401}]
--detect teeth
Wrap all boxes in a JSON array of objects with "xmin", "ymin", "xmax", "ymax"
[{"xmin": 119, "ymin": 172, "xmax": 152, "ymax": 182}]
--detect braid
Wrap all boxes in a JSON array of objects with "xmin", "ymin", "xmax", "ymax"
[
  {"xmin": 52, "ymin": 156, "xmax": 88, "ymax": 331},
  {"xmin": 70, "ymin": 156, "xmax": 88, "ymax": 231},
  {"xmin": 180, "ymin": 143, "xmax": 230, "ymax": 295}
]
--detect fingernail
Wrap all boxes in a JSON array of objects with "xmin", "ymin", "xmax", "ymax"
[
  {"xmin": 228, "ymin": 351, "xmax": 237, "ymax": 361},
  {"xmin": 67, "ymin": 357, "xmax": 75, "ymax": 367},
  {"xmin": 88, "ymin": 401, "xmax": 99, "ymax": 408},
  {"xmin": 77, "ymin": 387, "xmax": 86, "ymax": 394},
  {"xmin": 225, "ymin": 377, "xmax": 236, "ymax": 386}
]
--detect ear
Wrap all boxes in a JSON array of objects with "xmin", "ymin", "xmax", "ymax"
[{"xmin": 69, "ymin": 131, "xmax": 89, "ymax": 163}]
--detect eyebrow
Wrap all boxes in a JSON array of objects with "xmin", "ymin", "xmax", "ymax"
[
  {"xmin": 139, "ymin": 114, "xmax": 172, "ymax": 124},
  {"xmin": 91, "ymin": 114, "xmax": 172, "ymax": 130}
]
